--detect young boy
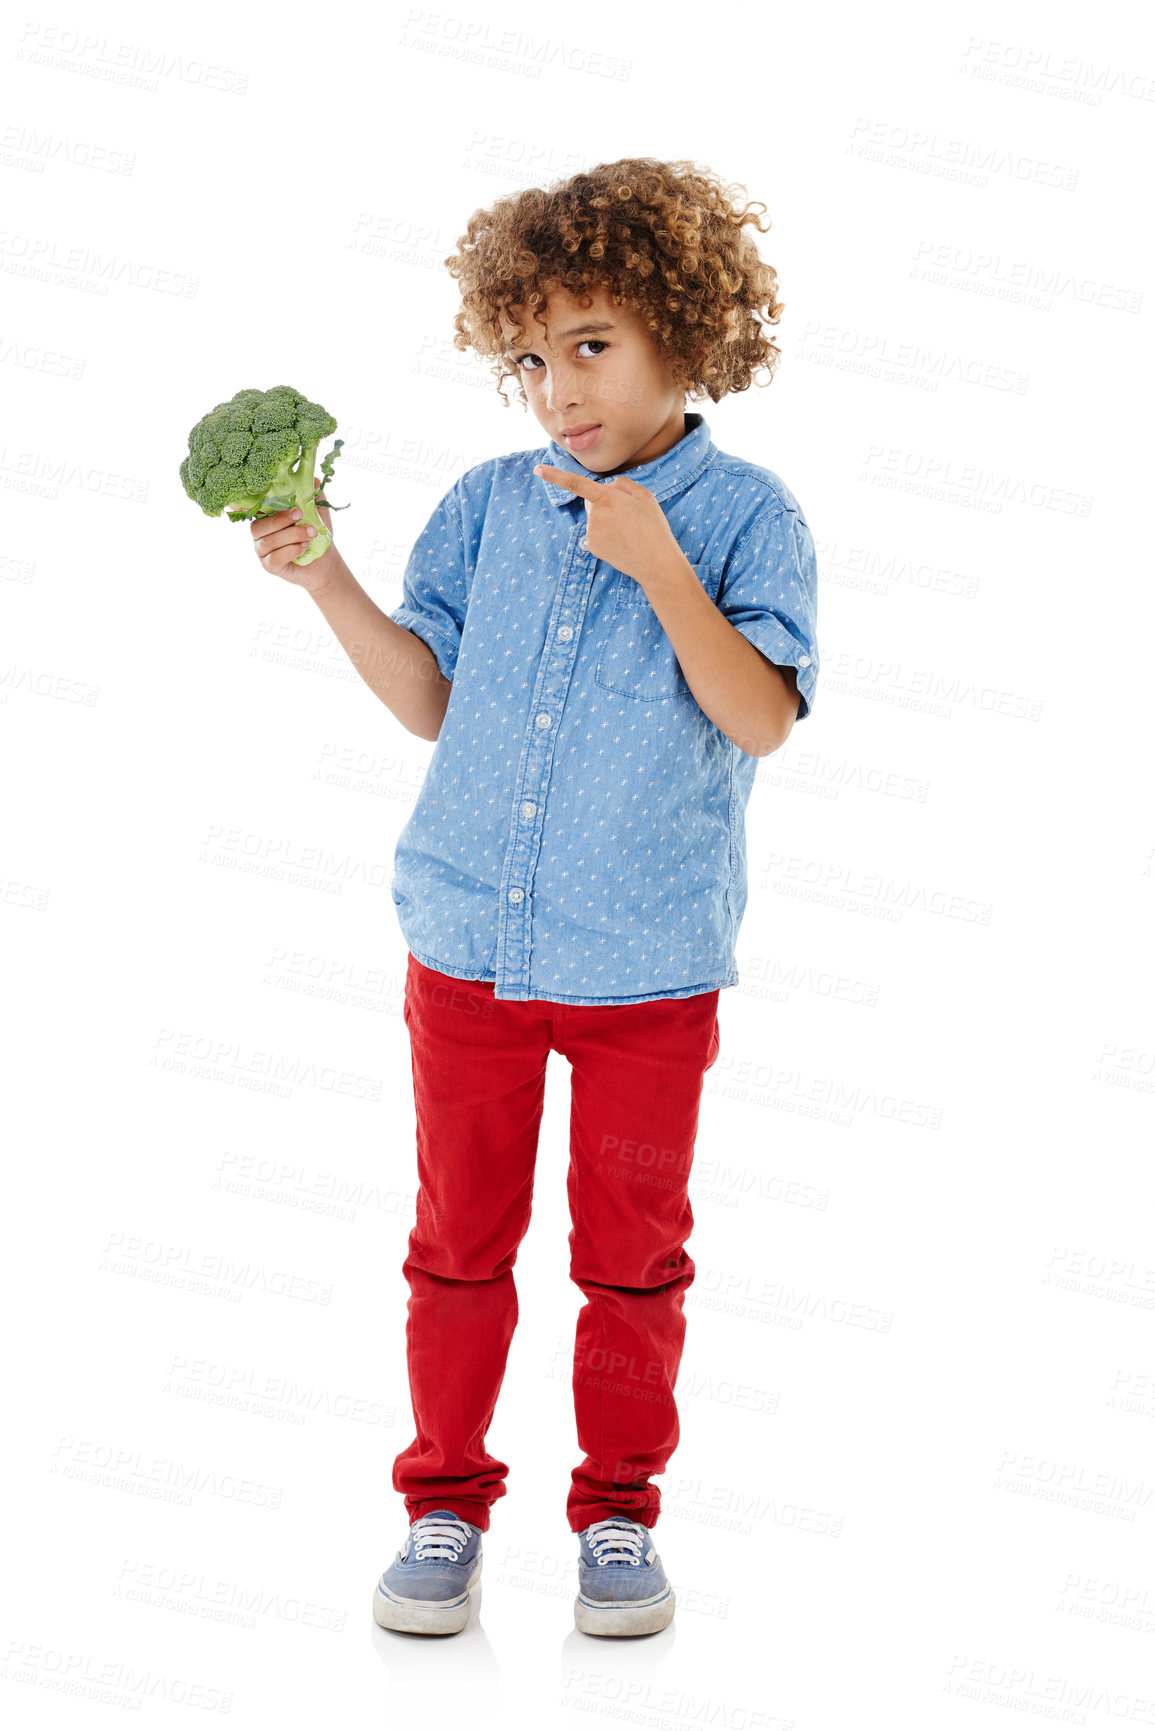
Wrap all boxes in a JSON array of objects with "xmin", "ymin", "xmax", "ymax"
[{"xmin": 250, "ymin": 157, "xmax": 818, "ymax": 1638}]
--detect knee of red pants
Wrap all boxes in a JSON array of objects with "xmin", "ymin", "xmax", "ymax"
[
  {"xmin": 404, "ymin": 1225, "xmax": 527, "ymax": 1286},
  {"xmin": 569, "ymin": 1242, "xmax": 696, "ymax": 1293}
]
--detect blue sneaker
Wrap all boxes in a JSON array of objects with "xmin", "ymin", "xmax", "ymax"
[
  {"xmin": 373, "ymin": 1509, "xmax": 484, "ymax": 1635},
  {"xmin": 574, "ymin": 1516, "xmax": 675, "ymax": 1636}
]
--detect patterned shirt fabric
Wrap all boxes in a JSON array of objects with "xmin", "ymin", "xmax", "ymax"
[{"xmin": 388, "ymin": 411, "xmax": 819, "ymax": 1005}]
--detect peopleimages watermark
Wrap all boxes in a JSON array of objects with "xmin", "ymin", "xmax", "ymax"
[
  {"xmin": 911, "ymin": 238, "xmax": 1142, "ymax": 314},
  {"xmin": 958, "ymin": 35, "xmax": 1155, "ymax": 104},
  {"xmin": 149, "ymin": 1026, "xmax": 381, "ymax": 1103},
  {"xmin": 0, "ymin": 228, "xmax": 197, "ymax": 299},
  {"xmin": 100, "ymin": 1231, "xmax": 334, "ymax": 1306},
  {"xmin": 113, "ymin": 1557, "xmax": 346, "ymax": 1632},
  {"xmin": 0, "ymin": 121, "xmax": 134, "ymax": 175},
  {"xmin": 847, "ymin": 116, "xmax": 1079, "ymax": 190},
  {"xmin": 3, "ymin": 1637, "xmax": 233, "ymax": 1714},
  {"xmin": 15, "ymin": 22, "xmax": 249, "ymax": 95},
  {"xmin": 396, "ymin": 10, "xmax": 631, "ymax": 81},
  {"xmin": 944, "ymin": 1652, "xmax": 1155, "ymax": 1723},
  {"xmin": 49, "ymin": 1435, "xmax": 283, "ymax": 1510},
  {"xmin": 0, "ymin": 440, "xmax": 149, "ymax": 499}
]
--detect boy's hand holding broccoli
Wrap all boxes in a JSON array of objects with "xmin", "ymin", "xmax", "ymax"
[
  {"xmin": 249, "ymin": 478, "xmax": 338, "ymax": 592},
  {"xmin": 179, "ymin": 384, "xmax": 348, "ymax": 593}
]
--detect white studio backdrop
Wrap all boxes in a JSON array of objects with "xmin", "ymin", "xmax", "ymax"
[{"xmin": 2, "ymin": 0, "xmax": 1153, "ymax": 1726}]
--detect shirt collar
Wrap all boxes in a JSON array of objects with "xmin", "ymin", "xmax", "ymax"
[{"xmin": 537, "ymin": 412, "xmax": 713, "ymax": 509}]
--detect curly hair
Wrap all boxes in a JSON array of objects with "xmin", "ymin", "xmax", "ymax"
[{"xmin": 443, "ymin": 156, "xmax": 784, "ymax": 409}]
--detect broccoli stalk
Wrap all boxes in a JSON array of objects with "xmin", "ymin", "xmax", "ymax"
[
  {"xmin": 223, "ymin": 436, "xmax": 344, "ymax": 565},
  {"xmin": 180, "ymin": 385, "xmax": 347, "ymax": 568}
]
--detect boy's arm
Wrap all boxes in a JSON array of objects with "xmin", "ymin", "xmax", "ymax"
[
  {"xmin": 531, "ymin": 467, "xmax": 818, "ymax": 757},
  {"xmin": 636, "ymin": 556, "xmax": 801, "ymax": 757},
  {"xmin": 308, "ymin": 552, "xmax": 452, "ymax": 741}
]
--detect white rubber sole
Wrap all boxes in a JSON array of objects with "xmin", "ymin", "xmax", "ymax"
[
  {"xmin": 574, "ymin": 1583, "xmax": 675, "ymax": 1637},
  {"xmin": 372, "ymin": 1555, "xmax": 483, "ymax": 1635}
]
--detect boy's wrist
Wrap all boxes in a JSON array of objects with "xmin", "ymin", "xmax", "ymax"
[
  {"xmin": 302, "ymin": 547, "xmax": 350, "ymax": 600},
  {"xmin": 634, "ymin": 545, "xmax": 700, "ymax": 604}
]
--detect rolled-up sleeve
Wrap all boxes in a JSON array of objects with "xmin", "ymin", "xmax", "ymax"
[
  {"xmin": 389, "ymin": 484, "xmax": 469, "ymax": 683},
  {"xmin": 717, "ymin": 504, "xmax": 819, "ymax": 721}
]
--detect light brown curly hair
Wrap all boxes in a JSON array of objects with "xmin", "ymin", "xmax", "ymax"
[{"xmin": 443, "ymin": 156, "xmax": 784, "ymax": 409}]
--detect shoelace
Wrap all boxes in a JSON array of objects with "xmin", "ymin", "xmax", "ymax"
[
  {"xmin": 407, "ymin": 1516, "xmax": 473, "ymax": 1562},
  {"xmin": 586, "ymin": 1518, "xmax": 645, "ymax": 1567}
]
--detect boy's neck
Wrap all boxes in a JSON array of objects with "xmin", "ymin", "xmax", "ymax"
[{"xmin": 600, "ymin": 409, "xmax": 690, "ymax": 478}]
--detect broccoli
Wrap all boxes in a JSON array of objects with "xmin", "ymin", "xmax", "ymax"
[{"xmin": 179, "ymin": 385, "xmax": 347, "ymax": 566}]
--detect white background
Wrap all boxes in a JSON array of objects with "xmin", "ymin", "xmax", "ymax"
[{"xmin": 3, "ymin": 0, "xmax": 1154, "ymax": 1725}]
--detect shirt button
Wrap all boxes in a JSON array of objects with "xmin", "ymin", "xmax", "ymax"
[
  {"xmin": 579, "ymin": 536, "xmax": 589, "ymax": 552},
  {"xmin": 557, "ymin": 626, "xmax": 573, "ymax": 642},
  {"xmin": 535, "ymin": 712, "xmax": 552, "ymax": 729},
  {"xmin": 508, "ymin": 887, "xmax": 524, "ymax": 904},
  {"xmin": 520, "ymin": 801, "xmax": 537, "ymax": 820},
  {"xmin": 798, "ymin": 655, "xmax": 811, "ymax": 668}
]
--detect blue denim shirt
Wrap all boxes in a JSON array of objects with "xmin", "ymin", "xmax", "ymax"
[{"xmin": 388, "ymin": 412, "xmax": 819, "ymax": 1004}]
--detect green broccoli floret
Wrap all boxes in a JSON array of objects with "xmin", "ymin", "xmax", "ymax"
[{"xmin": 179, "ymin": 385, "xmax": 347, "ymax": 566}]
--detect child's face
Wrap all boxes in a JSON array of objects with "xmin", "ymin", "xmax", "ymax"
[{"xmin": 499, "ymin": 283, "xmax": 688, "ymax": 477}]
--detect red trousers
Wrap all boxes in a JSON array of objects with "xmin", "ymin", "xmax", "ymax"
[{"xmin": 392, "ymin": 952, "xmax": 721, "ymax": 1533}]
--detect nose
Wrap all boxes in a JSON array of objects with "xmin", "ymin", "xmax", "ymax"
[{"xmin": 543, "ymin": 358, "xmax": 581, "ymax": 416}]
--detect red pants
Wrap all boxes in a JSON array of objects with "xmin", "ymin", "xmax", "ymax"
[{"xmin": 392, "ymin": 952, "xmax": 721, "ymax": 1533}]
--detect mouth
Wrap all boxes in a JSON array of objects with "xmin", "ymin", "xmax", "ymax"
[{"xmin": 561, "ymin": 425, "xmax": 601, "ymax": 451}]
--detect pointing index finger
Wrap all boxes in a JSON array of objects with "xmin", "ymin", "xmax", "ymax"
[{"xmin": 533, "ymin": 463, "xmax": 599, "ymax": 499}]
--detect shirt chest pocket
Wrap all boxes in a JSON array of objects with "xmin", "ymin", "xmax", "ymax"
[{"xmin": 594, "ymin": 563, "xmax": 723, "ymax": 701}]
